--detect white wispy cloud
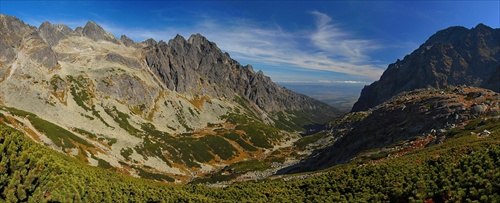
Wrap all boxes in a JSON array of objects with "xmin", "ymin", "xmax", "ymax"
[
  {"xmin": 310, "ymin": 11, "xmax": 380, "ymax": 61},
  {"xmin": 188, "ymin": 11, "xmax": 385, "ymax": 81}
]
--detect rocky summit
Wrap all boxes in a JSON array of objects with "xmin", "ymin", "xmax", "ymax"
[
  {"xmin": 0, "ymin": 14, "xmax": 338, "ymax": 183},
  {"xmin": 352, "ymin": 24, "xmax": 500, "ymax": 112},
  {"xmin": 142, "ymin": 33, "xmax": 335, "ymax": 114}
]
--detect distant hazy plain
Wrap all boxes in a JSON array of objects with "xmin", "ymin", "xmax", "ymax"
[{"xmin": 277, "ymin": 83, "xmax": 365, "ymax": 113}]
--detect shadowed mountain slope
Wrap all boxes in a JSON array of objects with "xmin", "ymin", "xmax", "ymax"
[{"xmin": 352, "ymin": 24, "xmax": 499, "ymax": 112}]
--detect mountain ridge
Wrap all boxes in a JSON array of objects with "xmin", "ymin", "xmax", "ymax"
[
  {"xmin": 1, "ymin": 15, "xmax": 500, "ymax": 201},
  {"xmin": 2, "ymin": 14, "xmax": 497, "ymax": 186},
  {"xmin": 0, "ymin": 14, "xmax": 338, "ymax": 126},
  {"xmin": 352, "ymin": 23, "xmax": 500, "ymax": 112},
  {"xmin": 0, "ymin": 14, "xmax": 338, "ymax": 182}
]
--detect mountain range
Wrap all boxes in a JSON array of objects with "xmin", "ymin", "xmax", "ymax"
[
  {"xmin": 0, "ymin": 14, "xmax": 499, "ymax": 201},
  {"xmin": 0, "ymin": 14, "xmax": 338, "ymax": 182}
]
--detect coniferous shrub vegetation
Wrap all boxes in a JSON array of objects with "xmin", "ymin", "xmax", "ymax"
[{"xmin": 1, "ymin": 120, "xmax": 500, "ymax": 202}]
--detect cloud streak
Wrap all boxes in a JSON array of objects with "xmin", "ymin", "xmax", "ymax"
[
  {"xmin": 310, "ymin": 11, "xmax": 380, "ymax": 62},
  {"xmin": 187, "ymin": 11, "xmax": 385, "ymax": 80},
  {"xmin": 36, "ymin": 11, "xmax": 386, "ymax": 81}
]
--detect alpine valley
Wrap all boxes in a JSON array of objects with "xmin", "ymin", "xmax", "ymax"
[{"xmin": 0, "ymin": 14, "xmax": 499, "ymax": 202}]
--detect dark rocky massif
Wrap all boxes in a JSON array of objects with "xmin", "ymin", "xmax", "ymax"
[
  {"xmin": 281, "ymin": 23, "xmax": 500, "ymax": 174},
  {"xmin": 352, "ymin": 24, "xmax": 500, "ymax": 112},
  {"xmin": 143, "ymin": 34, "xmax": 336, "ymax": 115},
  {"xmin": 0, "ymin": 15, "xmax": 59, "ymax": 72}
]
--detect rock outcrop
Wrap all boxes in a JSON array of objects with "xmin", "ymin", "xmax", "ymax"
[
  {"xmin": 82, "ymin": 21, "xmax": 119, "ymax": 44},
  {"xmin": 0, "ymin": 15, "xmax": 59, "ymax": 72},
  {"xmin": 287, "ymin": 86, "xmax": 500, "ymax": 172},
  {"xmin": 39, "ymin": 21, "xmax": 74, "ymax": 46},
  {"xmin": 352, "ymin": 24, "xmax": 500, "ymax": 112},
  {"xmin": 143, "ymin": 33, "xmax": 338, "ymax": 116},
  {"xmin": 120, "ymin": 35, "xmax": 136, "ymax": 47}
]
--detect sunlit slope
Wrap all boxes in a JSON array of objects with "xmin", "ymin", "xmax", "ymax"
[{"xmin": 1, "ymin": 108, "xmax": 499, "ymax": 202}]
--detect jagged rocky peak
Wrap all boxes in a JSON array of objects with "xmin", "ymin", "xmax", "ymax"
[
  {"xmin": 38, "ymin": 21, "xmax": 74, "ymax": 46},
  {"xmin": 421, "ymin": 26, "xmax": 469, "ymax": 46},
  {"xmin": 165, "ymin": 33, "xmax": 219, "ymax": 53},
  {"xmin": 142, "ymin": 32, "xmax": 338, "ymax": 116},
  {"xmin": 0, "ymin": 15, "xmax": 58, "ymax": 70},
  {"xmin": 142, "ymin": 38, "xmax": 157, "ymax": 46},
  {"xmin": 120, "ymin": 35, "xmax": 135, "ymax": 47},
  {"xmin": 170, "ymin": 34, "xmax": 186, "ymax": 44},
  {"xmin": 82, "ymin": 20, "xmax": 118, "ymax": 43},
  {"xmin": 351, "ymin": 23, "xmax": 500, "ymax": 112},
  {"xmin": 0, "ymin": 15, "xmax": 27, "ymax": 61},
  {"xmin": 0, "ymin": 14, "xmax": 30, "ymax": 35},
  {"xmin": 82, "ymin": 21, "xmax": 103, "ymax": 37},
  {"xmin": 74, "ymin": 26, "xmax": 83, "ymax": 35},
  {"xmin": 472, "ymin": 23, "xmax": 494, "ymax": 34},
  {"xmin": 0, "ymin": 14, "xmax": 37, "ymax": 50},
  {"xmin": 187, "ymin": 33, "xmax": 207, "ymax": 44},
  {"xmin": 246, "ymin": 64, "xmax": 256, "ymax": 74},
  {"xmin": 1, "ymin": 14, "xmax": 338, "ymax": 124},
  {"xmin": 187, "ymin": 33, "xmax": 216, "ymax": 50}
]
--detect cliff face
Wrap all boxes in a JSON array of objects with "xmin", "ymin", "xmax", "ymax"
[
  {"xmin": 143, "ymin": 34, "xmax": 336, "ymax": 114},
  {"xmin": 352, "ymin": 24, "xmax": 500, "ymax": 112},
  {"xmin": 0, "ymin": 15, "xmax": 59, "ymax": 74}
]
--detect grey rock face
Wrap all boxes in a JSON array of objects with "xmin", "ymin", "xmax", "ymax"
[
  {"xmin": 82, "ymin": 21, "xmax": 119, "ymax": 43},
  {"xmin": 96, "ymin": 74, "xmax": 159, "ymax": 107},
  {"xmin": 0, "ymin": 15, "xmax": 58, "ymax": 69},
  {"xmin": 39, "ymin": 21, "xmax": 74, "ymax": 46},
  {"xmin": 74, "ymin": 27, "xmax": 83, "ymax": 35},
  {"xmin": 142, "ymin": 38, "xmax": 157, "ymax": 47},
  {"xmin": 471, "ymin": 104, "xmax": 488, "ymax": 116},
  {"xmin": 352, "ymin": 24, "xmax": 500, "ymax": 112},
  {"xmin": 103, "ymin": 53, "xmax": 141, "ymax": 69},
  {"xmin": 143, "ymin": 33, "xmax": 338, "ymax": 118},
  {"xmin": 0, "ymin": 15, "xmax": 31, "ymax": 62},
  {"xmin": 483, "ymin": 66, "xmax": 500, "ymax": 91},
  {"xmin": 120, "ymin": 35, "xmax": 136, "ymax": 47}
]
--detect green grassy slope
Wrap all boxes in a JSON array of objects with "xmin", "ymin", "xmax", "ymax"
[
  {"xmin": 0, "ymin": 105, "xmax": 293, "ymax": 182},
  {"xmin": 1, "ymin": 116, "xmax": 499, "ymax": 202}
]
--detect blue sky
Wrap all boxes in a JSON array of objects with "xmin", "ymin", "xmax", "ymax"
[{"xmin": 1, "ymin": 1, "xmax": 499, "ymax": 84}]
